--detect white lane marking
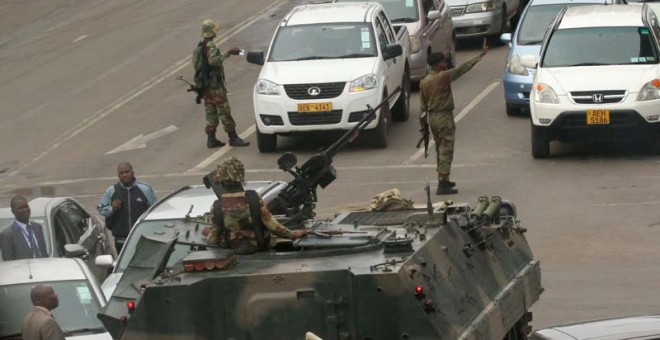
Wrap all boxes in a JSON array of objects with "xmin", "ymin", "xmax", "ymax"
[
  {"xmin": 0, "ymin": 0, "xmax": 289, "ymax": 183},
  {"xmin": 106, "ymin": 125, "xmax": 178, "ymax": 154},
  {"xmin": 72, "ymin": 35, "xmax": 87, "ymax": 43},
  {"xmin": 186, "ymin": 125, "xmax": 256, "ymax": 173},
  {"xmin": 403, "ymin": 81, "xmax": 500, "ymax": 165}
]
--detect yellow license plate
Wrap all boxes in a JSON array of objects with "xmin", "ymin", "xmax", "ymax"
[
  {"xmin": 586, "ymin": 110, "xmax": 610, "ymax": 125},
  {"xmin": 297, "ymin": 102, "xmax": 332, "ymax": 113}
]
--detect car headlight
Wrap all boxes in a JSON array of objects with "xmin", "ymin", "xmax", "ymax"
[
  {"xmin": 465, "ymin": 1, "xmax": 496, "ymax": 13},
  {"xmin": 535, "ymin": 82, "xmax": 559, "ymax": 104},
  {"xmin": 637, "ymin": 79, "xmax": 660, "ymax": 101},
  {"xmin": 506, "ymin": 55, "xmax": 529, "ymax": 76},
  {"xmin": 350, "ymin": 74, "xmax": 378, "ymax": 92},
  {"xmin": 255, "ymin": 79, "xmax": 280, "ymax": 95},
  {"xmin": 409, "ymin": 36, "xmax": 421, "ymax": 54}
]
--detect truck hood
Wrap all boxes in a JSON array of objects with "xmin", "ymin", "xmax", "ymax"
[
  {"xmin": 260, "ymin": 58, "xmax": 377, "ymax": 84},
  {"xmin": 539, "ymin": 65, "xmax": 659, "ymax": 94}
]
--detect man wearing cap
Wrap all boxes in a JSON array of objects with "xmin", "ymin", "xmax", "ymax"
[
  {"xmin": 420, "ymin": 38, "xmax": 488, "ymax": 195},
  {"xmin": 204, "ymin": 157, "xmax": 307, "ymax": 253},
  {"xmin": 193, "ymin": 19, "xmax": 250, "ymax": 148}
]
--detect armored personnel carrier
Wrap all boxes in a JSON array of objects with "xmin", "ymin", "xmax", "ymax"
[{"xmin": 98, "ymin": 94, "xmax": 543, "ymax": 339}]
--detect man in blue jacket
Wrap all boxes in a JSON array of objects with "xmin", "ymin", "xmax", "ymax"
[{"xmin": 98, "ymin": 162, "xmax": 156, "ymax": 253}]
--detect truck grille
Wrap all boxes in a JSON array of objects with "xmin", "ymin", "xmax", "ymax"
[
  {"xmin": 287, "ymin": 110, "xmax": 342, "ymax": 125},
  {"xmin": 450, "ymin": 6, "xmax": 465, "ymax": 17},
  {"xmin": 284, "ymin": 82, "xmax": 346, "ymax": 100},
  {"xmin": 570, "ymin": 90, "xmax": 626, "ymax": 104}
]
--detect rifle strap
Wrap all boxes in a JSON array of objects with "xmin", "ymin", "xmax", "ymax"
[
  {"xmin": 212, "ymin": 200, "xmax": 230, "ymax": 246},
  {"xmin": 246, "ymin": 190, "xmax": 268, "ymax": 250}
]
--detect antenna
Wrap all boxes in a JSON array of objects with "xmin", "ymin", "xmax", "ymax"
[{"xmin": 27, "ymin": 258, "xmax": 33, "ymax": 279}]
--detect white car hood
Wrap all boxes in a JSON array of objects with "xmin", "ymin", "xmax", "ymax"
[
  {"xmin": 69, "ymin": 333, "xmax": 113, "ymax": 340},
  {"xmin": 446, "ymin": 0, "xmax": 468, "ymax": 6},
  {"xmin": 540, "ymin": 65, "xmax": 659, "ymax": 94},
  {"xmin": 260, "ymin": 58, "xmax": 377, "ymax": 84}
]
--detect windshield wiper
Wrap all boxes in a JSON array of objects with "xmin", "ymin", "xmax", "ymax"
[
  {"xmin": 567, "ymin": 62, "xmax": 607, "ymax": 66},
  {"xmin": 337, "ymin": 53, "xmax": 375, "ymax": 58},
  {"xmin": 294, "ymin": 56, "xmax": 333, "ymax": 61},
  {"xmin": 518, "ymin": 40, "xmax": 543, "ymax": 45},
  {"xmin": 392, "ymin": 18, "xmax": 417, "ymax": 23},
  {"xmin": 63, "ymin": 327, "xmax": 106, "ymax": 336}
]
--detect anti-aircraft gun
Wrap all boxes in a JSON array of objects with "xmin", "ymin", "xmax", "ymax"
[{"xmin": 97, "ymin": 89, "xmax": 543, "ymax": 340}]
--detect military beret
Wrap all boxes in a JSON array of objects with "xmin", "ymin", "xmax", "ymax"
[{"xmin": 427, "ymin": 52, "xmax": 447, "ymax": 66}]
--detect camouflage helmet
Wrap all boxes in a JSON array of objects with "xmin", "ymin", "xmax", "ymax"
[
  {"xmin": 214, "ymin": 157, "xmax": 245, "ymax": 184},
  {"xmin": 201, "ymin": 19, "xmax": 220, "ymax": 38}
]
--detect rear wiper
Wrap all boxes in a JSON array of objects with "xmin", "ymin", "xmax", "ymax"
[
  {"xmin": 294, "ymin": 56, "xmax": 333, "ymax": 61},
  {"xmin": 63, "ymin": 327, "xmax": 106, "ymax": 336},
  {"xmin": 392, "ymin": 18, "xmax": 417, "ymax": 23},
  {"xmin": 337, "ymin": 53, "xmax": 375, "ymax": 58}
]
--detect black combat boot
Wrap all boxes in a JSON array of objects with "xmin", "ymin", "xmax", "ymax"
[
  {"xmin": 228, "ymin": 131, "xmax": 250, "ymax": 147},
  {"xmin": 206, "ymin": 126, "xmax": 225, "ymax": 148},
  {"xmin": 436, "ymin": 181, "xmax": 458, "ymax": 195}
]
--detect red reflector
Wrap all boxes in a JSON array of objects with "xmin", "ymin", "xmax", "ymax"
[
  {"xmin": 423, "ymin": 299, "xmax": 435, "ymax": 312},
  {"xmin": 205, "ymin": 261, "xmax": 215, "ymax": 270},
  {"xmin": 415, "ymin": 285, "xmax": 424, "ymax": 297},
  {"xmin": 183, "ymin": 262, "xmax": 194, "ymax": 272},
  {"xmin": 119, "ymin": 316, "xmax": 128, "ymax": 325},
  {"xmin": 127, "ymin": 301, "xmax": 136, "ymax": 313},
  {"xmin": 193, "ymin": 262, "xmax": 205, "ymax": 271}
]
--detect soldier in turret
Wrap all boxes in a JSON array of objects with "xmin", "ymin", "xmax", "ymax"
[
  {"xmin": 420, "ymin": 38, "xmax": 488, "ymax": 195},
  {"xmin": 205, "ymin": 157, "xmax": 307, "ymax": 253}
]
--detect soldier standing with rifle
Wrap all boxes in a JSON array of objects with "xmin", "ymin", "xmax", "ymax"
[
  {"xmin": 419, "ymin": 38, "xmax": 488, "ymax": 195},
  {"xmin": 193, "ymin": 19, "xmax": 249, "ymax": 148}
]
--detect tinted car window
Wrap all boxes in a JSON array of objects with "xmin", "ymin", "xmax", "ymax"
[
  {"xmin": 339, "ymin": 0, "xmax": 420, "ymax": 23},
  {"xmin": 0, "ymin": 280, "xmax": 104, "ymax": 338},
  {"xmin": 517, "ymin": 4, "xmax": 575, "ymax": 45},
  {"xmin": 542, "ymin": 27, "xmax": 659, "ymax": 67}
]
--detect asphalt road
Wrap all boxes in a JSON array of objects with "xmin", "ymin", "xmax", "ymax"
[{"xmin": 2, "ymin": 0, "xmax": 660, "ymax": 331}]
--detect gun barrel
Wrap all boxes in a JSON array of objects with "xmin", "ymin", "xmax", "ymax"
[
  {"xmin": 483, "ymin": 196, "xmax": 502, "ymax": 219},
  {"xmin": 472, "ymin": 196, "xmax": 489, "ymax": 217}
]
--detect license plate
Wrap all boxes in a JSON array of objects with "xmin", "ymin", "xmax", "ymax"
[
  {"xmin": 297, "ymin": 102, "xmax": 332, "ymax": 113},
  {"xmin": 586, "ymin": 110, "xmax": 610, "ymax": 125}
]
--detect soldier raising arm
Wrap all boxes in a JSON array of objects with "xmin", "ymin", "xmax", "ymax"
[{"xmin": 419, "ymin": 38, "xmax": 488, "ymax": 195}]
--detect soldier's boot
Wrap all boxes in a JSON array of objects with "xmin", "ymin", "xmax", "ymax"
[
  {"xmin": 228, "ymin": 130, "xmax": 250, "ymax": 147},
  {"xmin": 206, "ymin": 126, "xmax": 225, "ymax": 148},
  {"xmin": 436, "ymin": 181, "xmax": 458, "ymax": 195}
]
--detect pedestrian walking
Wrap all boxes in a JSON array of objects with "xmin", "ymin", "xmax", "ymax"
[
  {"xmin": 193, "ymin": 19, "xmax": 250, "ymax": 148},
  {"xmin": 420, "ymin": 38, "xmax": 488, "ymax": 194},
  {"xmin": 97, "ymin": 162, "xmax": 156, "ymax": 253},
  {"xmin": 21, "ymin": 284, "xmax": 65, "ymax": 340}
]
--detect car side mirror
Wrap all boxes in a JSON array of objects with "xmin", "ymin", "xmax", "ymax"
[
  {"xmin": 383, "ymin": 44, "xmax": 403, "ymax": 60},
  {"xmin": 500, "ymin": 33, "xmax": 512, "ymax": 44},
  {"xmin": 95, "ymin": 254, "xmax": 115, "ymax": 268},
  {"xmin": 427, "ymin": 10, "xmax": 441, "ymax": 21},
  {"xmin": 520, "ymin": 55, "xmax": 538, "ymax": 69},
  {"xmin": 247, "ymin": 51, "xmax": 265, "ymax": 65},
  {"xmin": 64, "ymin": 244, "xmax": 87, "ymax": 258}
]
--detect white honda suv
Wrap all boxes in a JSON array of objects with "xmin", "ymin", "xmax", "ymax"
[{"xmin": 523, "ymin": 4, "xmax": 660, "ymax": 158}]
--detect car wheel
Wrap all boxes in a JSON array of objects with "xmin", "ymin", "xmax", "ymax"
[
  {"xmin": 506, "ymin": 103, "xmax": 522, "ymax": 116},
  {"xmin": 370, "ymin": 93, "xmax": 389, "ymax": 148},
  {"xmin": 257, "ymin": 128, "xmax": 277, "ymax": 153},
  {"xmin": 531, "ymin": 124, "xmax": 550, "ymax": 158},
  {"xmin": 392, "ymin": 71, "xmax": 410, "ymax": 122}
]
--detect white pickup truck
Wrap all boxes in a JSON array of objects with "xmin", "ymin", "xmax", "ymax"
[{"xmin": 247, "ymin": 2, "xmax": 411, "ymax": 152}]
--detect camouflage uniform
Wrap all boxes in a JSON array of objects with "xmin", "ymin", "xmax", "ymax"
[
  {"xmin": 420, "ymin": 55, "xmax": 481, "ymax": 183},
  {"xmin": 193, "ymin": 20, "xmax": 249, "ymax": 147},
  {"xmin": 207, "ymin": 157, "xmax": 295, "ymax": 251}
]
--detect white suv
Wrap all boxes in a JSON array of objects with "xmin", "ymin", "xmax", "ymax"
[{"xmin": 523, "ymin": 4, "xmax": 660, "ymax": 158}]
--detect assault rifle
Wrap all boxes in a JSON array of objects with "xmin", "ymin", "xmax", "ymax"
[
  {"xmin": 267, "ymin": 87, "xmax": 401, "ymax": 227},
  {"xmin": 176, "ymin": 76, "xmax": 204, "ymax": 104}
]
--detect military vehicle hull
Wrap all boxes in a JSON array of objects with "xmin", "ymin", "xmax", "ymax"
[{"xmin": 100, "ymin": 201, "xmax": 542, "ymax": 340}]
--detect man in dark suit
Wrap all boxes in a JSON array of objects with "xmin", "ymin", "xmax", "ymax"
[
  {"xmin": 0, "ymin": 195, "xmax": 47, "ymax": 260},
  {"xmin": 21, "ymin": 284, "xmax": 65, "ymax": 340}
]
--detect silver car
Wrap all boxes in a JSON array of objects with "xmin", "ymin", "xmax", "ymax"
[
  {"xmin": 448, "ymin": 0, "xmax": 522, "ymax": 41},
  {"xmin": 531, "ymin": 315, "xmax": 660, "ymax": 339},
  {"xmin": 0, "ymin": 197, "xmax": 115, "ymax": 281},
  {"xmin": 0, "ymin": 258, "xmax": 111, "ymax": 339}
]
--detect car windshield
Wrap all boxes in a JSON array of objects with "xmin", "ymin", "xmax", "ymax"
[
  {"xmin": 0, "ymin": 280, "xmax": 105, "ymax": 338},
  {"xmin": 542, "ymin": 26, "xmax": 659, "ymax": 67},
  {"xmin": 339, "ymin": 0, "xmax": 419, "ymax": 23},
  {"xmin": 517, "ymin": 4, "xmax": 591, "ymax": 45},
  {"xmin": 269, "ymin": 23, "xmax": 377, "ymax": 61},
  {"xmin": 116, "ymin": 219, "xmax": 209, "ymax": 272}
]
